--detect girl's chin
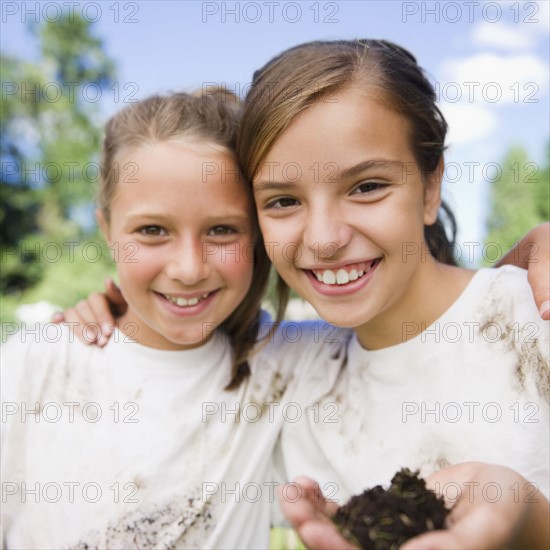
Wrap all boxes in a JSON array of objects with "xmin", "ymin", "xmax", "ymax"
[
  {"xmin": 315, "ymin": 308, "xmax": 369, "ymax": 330},
  {"xmin": 148, "ymin": 325, "xmax": 214, "ymax": 350},
  {"xmin": 166, "ymin": 332, "xmax": 213, "ymax": 349}
]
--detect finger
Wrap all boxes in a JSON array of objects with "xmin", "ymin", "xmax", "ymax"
[
  {"xmin": 278, "ymin": 478, "xmax": 354, "ymax": 550},
  {"xmin": 278, "ymin": 484, "xmax": 317, "ymax": 528},
  {"xmin": 52, "ymin": 312, "xmax": 65, "ymax": 323},
  {"xmin": 72, "ymin": 299, "xmax": 103, "ymax": 344},
  {"xmin": 279, "ymin": 487, "xmax": 355, "ymax": 550},
  {"xmin": 401, "ymin": 529, "xmax": 463, "ymax": 550},
  {"xmin": 401, "ymin": 506, "xmax": 510, "ymax": 550},
  {"xmin": 526, "ymin": 223, "xmax": 550, "ymax": 320},
  {"xmin": 86, "ymin": 292, "xmax": 116, "ymax": 346},
  {"xmin": 105, "ymin": 277, "xmax": 127, "ymax": 315},
  {"xmin": 61, "ymin": 307, "xmax": 95, "ymax": 345},
  {"xmin": 106, "ymin": 276, "xmax": 124, "ymax": 300},
  {"xmin": 291, "ymin": 476, "xmax": 340, "ymax": 516},
  {"xmin": 278, "ymin": 479, "xmax": 328, "ymax": 534},
  {"xmin": 527, "ymin": 258, "xmax": 550, "ymax": 320},
  {"xmin": 528, "ymin": 277, "xmax": 550, "ymax": 320},
  {"xmin": 298, "ymin": 521, "xmax": 357, "ymax": 550}
]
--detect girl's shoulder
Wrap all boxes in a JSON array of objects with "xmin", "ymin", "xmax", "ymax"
[
  {"xmin": 1, "ymin": 322, "xmax": 96, "ymax": 400},
  {"xmin": 2, "ymin": 321, "xmax": 88, "ymax": 360},
  {"xmin": 474, "ymin": 265, "xmax": 538, "ymax": 317},
  {"xmin": 478, "ymin": 263, "xmax": 528, "ymax": 285},
  {"xmin": 436, "ymin": 264, "xmax": 545, "ymax": 341},
  {"xmin": 252, "ymin": 311, "xmax": 352, "ymax": 383},
  {"xmin": 439, "ymin": 265, "xmax": 537, "ymax": 322},
  {"xmin": 462, "ymin": 266, "xmax": 548, "ymax": 370},
  {"xmin": 257, "ymin": 315, "xmax": 351, "ymax": 360}
]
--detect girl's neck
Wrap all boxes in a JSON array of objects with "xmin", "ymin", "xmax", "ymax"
[
  {"xmin": 355, "ymin": 258, "xmax": 475, "ymax": 351},
  {"xmin": 116, "ymin": 310, "xmax": 213, "ymax": 351}
]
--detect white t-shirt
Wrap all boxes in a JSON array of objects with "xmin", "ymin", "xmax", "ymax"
[
  {"xmin": 279, "ymin": 266, "xmax": 550, "ymax": 503},
  {"xmin": 1, "ymin": 318, "xmax": 337, "ymax": 549}
]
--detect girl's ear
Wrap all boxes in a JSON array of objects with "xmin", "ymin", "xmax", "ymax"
[
  {"xmin": 423, "ymin": 158, "xmax": 443, "ymax": 225},
  {"xmin": 96, "ymin": 209, "xmax": 111, "ymax": 243}
]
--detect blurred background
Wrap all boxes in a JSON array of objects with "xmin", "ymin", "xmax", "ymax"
[{"xmin": 1, "ymin": 0, "xmax": 549, "ymax": 327}]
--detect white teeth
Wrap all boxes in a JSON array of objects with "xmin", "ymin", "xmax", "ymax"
[
  {"xmin": 322, "ymin": 270, "xmax": 336, "ymax": 284},
  {"xmin": 336, "ymin": 269, "xmax": 349, "ymax": 285},
  {"xmin": 165, "ymin": 293, "xmax": 209, "ymax": 307},
  {"xmin": 312, "ymin": 261, "xmax": 379, "ymax": 286}
]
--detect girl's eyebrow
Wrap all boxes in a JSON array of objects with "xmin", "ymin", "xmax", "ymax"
[
  {"xmin": 253, "ymin": 180, "xmax": 294, "ymax": 192},
  {"xmin": 124, "ymin": 211, "xmax": 170, "ymax": 221},
  {"xmin": 125, "ymin": 211, "xmax": 250, "ymax": 223},
  {"xmin": 206, "ymin": 213, "xmax": 251, "ymax": 224},
  {"xmin": 339, "ymin": 159, "xmax": 405, "ymax": 179},
  {"xmin": 254, "ymin": 159, "xmax": 406, "ymax": 191}
]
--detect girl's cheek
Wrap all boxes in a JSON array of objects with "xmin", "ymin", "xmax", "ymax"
[
  {"xmin": 120, "ymin": 241, "xmax": 142, "ymax": 264},
  {"xmin": 213, "ymin": 241, "xmax": 255, "ymax": 279},
  {"xmin": 258, "ymin": 216, "xmax": 279, "ymax": 242},
  {"xmin": 260, "ymin": 220, "xmax": 295, "ymax": 259},
  {"xmin": 117, "ymin": 244, "xmax": 162, "ymax": 277}
]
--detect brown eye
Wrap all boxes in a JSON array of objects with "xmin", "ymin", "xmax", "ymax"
[
  {"xmin": 139, "ymin": 225, "xmax": 166, "ymax": 236},
  {"xmin": 352, "ymin": 182, "xmax": 389, "ymax": 195},
  {"xmin": 208, "ymin": 225, "xmax": 236, "ymax": 236},
  {"xmin": 267, "ymin": 197, "xmax": 299, "ymax": 209}
]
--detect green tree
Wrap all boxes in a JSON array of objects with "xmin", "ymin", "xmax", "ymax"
[
  {"xmin": 485, "ymin": 145, "xmax": 550, "ymax": 259},
  {"xmin": 1, "ymin": 14, "xmax": 117, "ymax": 323}
]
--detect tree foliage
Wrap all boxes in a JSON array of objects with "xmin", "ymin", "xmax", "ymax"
[
  {"xmin": 1, "ymin": 14, "xmax": 116, "ymax": 300},
  {"xmin": 1, "ymin": 14, "xmax": 117, "ymax": 324},
  {"xmin": 485, "ymin": 145, "xmax": 550, "ymax": 258}
]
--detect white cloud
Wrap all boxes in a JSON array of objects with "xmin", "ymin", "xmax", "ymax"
[
  {"xmin": 439, "ymin": 103, "xmax": 497, "ymax": 147},
  {"xmin": 472, "ymin": 21, "xmax": 534, "ymax": 50},
  {"xmin": 485, "ymin": 1, "xmax": 549, "ymax": 39},
  {"xmin": 512, "ymin": 0, "xmax": 549, "ymax": 35},
  {"xmin": 469, "ymin": 2, "xmax": 548, "ymax": 52},
  {"xmin": 438, "ymin": 53, "xmax": 548, "ymax": 105},
  {"xmin": 537, "ymin": 0, "xmax": 550, "ymax": 31}
]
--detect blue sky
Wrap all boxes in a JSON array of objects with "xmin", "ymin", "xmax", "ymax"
[{"xmin": 3, "ymin": 0, "xmax": 549, "ymax": 259}]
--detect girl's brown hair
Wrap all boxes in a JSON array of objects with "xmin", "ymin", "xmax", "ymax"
[
  {"xmin": 237, "ymin": 40, "xmax": 458, "ymax": 295},
  {"xmin": 99, "ymin": 90, "xmax": 272, "ymax": 389}
]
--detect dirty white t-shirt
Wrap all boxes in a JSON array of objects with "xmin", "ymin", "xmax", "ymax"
[
  {"xmin": 1, "ymin": 318, "xmax": 336, "ymax": 550},
  {"xmin": 279, "ymin": 266, "xmax": 550, "ymax": 503}
]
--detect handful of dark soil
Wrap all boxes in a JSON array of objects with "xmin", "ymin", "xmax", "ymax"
[{"xmin": 332, "ymin": 468, "xmax": 450, "ymax": 550}]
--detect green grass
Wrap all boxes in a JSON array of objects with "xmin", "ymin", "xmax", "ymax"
[{"xmin": 270, "ymin": 528, "xmax": 305, "ymax": 550}]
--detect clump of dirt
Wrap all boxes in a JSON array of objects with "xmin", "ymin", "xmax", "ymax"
[{"xmin": 332, "ymin": 468, "xmax": 450, "ymax": 549}]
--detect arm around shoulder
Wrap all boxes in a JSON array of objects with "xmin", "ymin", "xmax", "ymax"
[{"xmin": 497, "ymin": 222, "xmax": 550, "ymax": 320}]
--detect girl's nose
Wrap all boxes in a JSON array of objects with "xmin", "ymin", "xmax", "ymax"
[
  {"xmin": 164, "ymin": 237, "xmax": 210, "ymax": 285},
  {"xmin": 302, "ymin": 203, "xmax": 353, "ymax": 260}
]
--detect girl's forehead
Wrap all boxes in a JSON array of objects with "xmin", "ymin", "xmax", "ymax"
[
  {"xmin": 110, "ymin": 141, "xmax": 248, "ymax": 207},
  {"xmin": 271, "ymin": 90, "xmax": 410, "ymax": 152},
  {"xmin": 117, "ymin": 139, "xmax": 235, "ymax": 162},
  {"xmin": 252, "ymin": 91, "xmax": 416, "ymax": 186}
]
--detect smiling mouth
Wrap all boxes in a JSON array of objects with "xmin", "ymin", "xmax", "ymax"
[
  {"xmin": 160, "ymin": 291, "xmax": 214, "ymax": 307},
  {"xmin": 309, "ymin": 259, "xmax": 381, "ymax": 285}
]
